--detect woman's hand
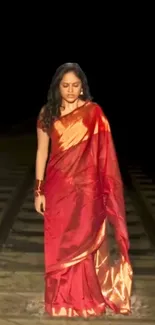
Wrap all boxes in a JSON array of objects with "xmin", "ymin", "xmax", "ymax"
[{"xmin": 34, "ymin": 195, "xmax": 46, "ymax": 215}]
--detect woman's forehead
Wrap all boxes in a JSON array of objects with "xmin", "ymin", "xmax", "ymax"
[{"xmin": 61, "ymin": 71, "xmax": 81, "ymax": 83}]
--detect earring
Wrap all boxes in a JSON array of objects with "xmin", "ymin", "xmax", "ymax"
[{"xmin": 80, "ymin": 89, "xmax": 83, "ymax": 95}]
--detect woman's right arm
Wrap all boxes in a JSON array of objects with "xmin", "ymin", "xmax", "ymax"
[
  {"xmin": 35, "ymin": 126, "xmax": 49, "ymax": 181},
  {"xmin": 34, "ymin": 107, "xmax": 50, "ymax": 214}
]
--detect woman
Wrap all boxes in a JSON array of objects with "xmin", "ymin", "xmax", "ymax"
[{"xmin": 34, "ymin": 62, "xmax": 133, "ymax": 318}]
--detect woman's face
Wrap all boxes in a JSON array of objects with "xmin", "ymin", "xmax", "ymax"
[{"xmin": 59, "ymin": 71, "xmax": 82, "ymax": 103}]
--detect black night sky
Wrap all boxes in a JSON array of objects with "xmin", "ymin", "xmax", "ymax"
[{"xmin": 1, "ymin": 8, "xmax": 154, "ymax": 176}]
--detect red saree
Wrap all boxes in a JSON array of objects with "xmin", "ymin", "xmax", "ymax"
[{"xmin": 37, "ymin": 101, "xmax": 133, "ymax": 318}]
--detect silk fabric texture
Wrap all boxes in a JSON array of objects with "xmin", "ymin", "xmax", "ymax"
[{"xmin": 37, "ymin": 101, "xmax": 133, "ymax": 318}]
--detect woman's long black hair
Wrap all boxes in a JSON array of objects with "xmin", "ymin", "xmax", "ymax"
[{"xmin": 38, "ymin": 62, "xmax": 92, "ymax": 131}]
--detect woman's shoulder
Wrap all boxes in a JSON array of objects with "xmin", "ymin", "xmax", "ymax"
[
  {"xmin": 88, "ymin": 100, "xmax": 102, "ymax": 109},
  {"xmin": 88, "ymin": 101, "xmax": 110, "ymax": 129},
  {"xmin": 39, "ymin": 104, "xmax": 47, "ymax": 115},
  {"xmin": 36, "ymin": 104, "xmax": 51, "ymax": 133},
  {"xmin": 88, "ymin": 101, "xmax": 107, "ymax": 117}
]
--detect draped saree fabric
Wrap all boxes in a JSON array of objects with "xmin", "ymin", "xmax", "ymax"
[{"xmin": 37, "ymin": 101, "xmax": 133, "ymax": 317}]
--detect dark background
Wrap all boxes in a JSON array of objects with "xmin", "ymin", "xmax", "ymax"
[{"xmin": 1, "ymin": 7, "xmax": 154, "ymax": 175}]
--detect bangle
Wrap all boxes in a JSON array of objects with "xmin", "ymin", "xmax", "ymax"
[{"xmin": 34, "ymin": 179, "xmax": 44, "ymax": 197}]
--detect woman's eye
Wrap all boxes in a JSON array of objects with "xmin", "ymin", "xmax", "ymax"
[{"xmin": 62, "ymin": 83, "xmax": 80, "ymax": 88}]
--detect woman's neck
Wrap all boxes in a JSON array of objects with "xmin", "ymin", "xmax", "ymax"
[{"xmin": 61, "ymin": 98, "xmax": 80, "ymax": 112}]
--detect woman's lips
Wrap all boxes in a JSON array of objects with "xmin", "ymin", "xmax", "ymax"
[{"xmin": 67, "ymin": 94, "xmax": 75, "ymax": 98}]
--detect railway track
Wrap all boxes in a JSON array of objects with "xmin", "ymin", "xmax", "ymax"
[{"xmin": 0, "ymin": 163, "xmax": 155, "ymax": 324}]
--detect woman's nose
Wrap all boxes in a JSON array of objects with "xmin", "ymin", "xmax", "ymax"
[{"xmin": 68, "ymin": 84, "xmax": 73, "ymax": 93}]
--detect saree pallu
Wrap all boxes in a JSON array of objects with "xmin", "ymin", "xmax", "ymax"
[{"xmin": 37, "ymin": 101, "xmax": 133, "ymax": 318}]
